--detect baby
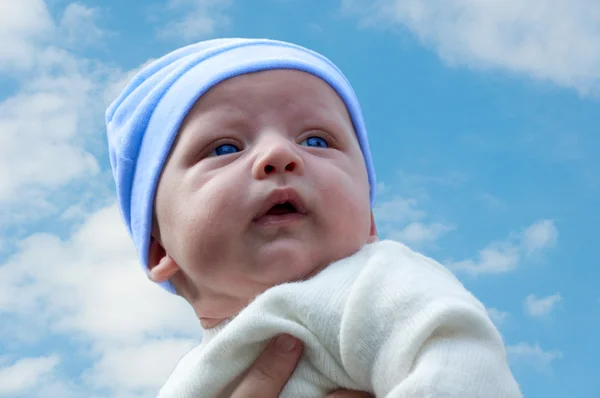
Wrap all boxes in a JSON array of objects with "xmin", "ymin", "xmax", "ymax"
[{"xmin": 106, "ymin": 38, "xmax": 522, "ymax": 397}]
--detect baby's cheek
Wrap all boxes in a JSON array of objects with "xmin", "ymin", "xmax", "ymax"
[
  {"xmin": 323, "ymin": 179, "xmax": 370, "ymax": 249},
  {"xmin": 179, "ymin": 200, "xmax": 241, "ymax": 272}
]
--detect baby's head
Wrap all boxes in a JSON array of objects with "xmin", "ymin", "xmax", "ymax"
[{"xmin": 106, "ymin": 39, "xmax": 376, "ymax": 327}]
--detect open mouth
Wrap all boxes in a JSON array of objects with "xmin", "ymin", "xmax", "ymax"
[
  {"xmin": 265, "ymin": 201, "xmax": 298, "ymax": 216},
  {"xmin": 254, "ymin": 188, "xmax": 307, "ymax": 224}
]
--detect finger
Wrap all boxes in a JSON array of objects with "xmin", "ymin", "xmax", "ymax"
[
  {"xmin": 231, "ymin": 334, "xmax": 303, "ymax": 398},
  {"xmin": 326, "ymin": 390, "xmax": 374, "ymax": 398}
]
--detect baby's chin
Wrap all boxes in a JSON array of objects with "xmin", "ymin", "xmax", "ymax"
[{"xmin": 251, "ymin": 242, "xmax": 328, "ymax": 282}]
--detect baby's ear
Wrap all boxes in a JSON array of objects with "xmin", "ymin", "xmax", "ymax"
[{"xmin": 148, "ymin": 237, "xmax": 180, "ymax": 282}]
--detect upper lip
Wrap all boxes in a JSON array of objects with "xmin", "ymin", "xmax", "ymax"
[{"xmin": 253, "ymin": 187, "xmax": 308, "ymax": 220}]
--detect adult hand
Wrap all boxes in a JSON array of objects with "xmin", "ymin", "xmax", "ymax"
[
  {"xmin": 230, "ymin": 334, "xmax": 372, "ymax": 398},
  {"xmin": 230, "ymin": 334, "xmax": 302, "ymax": 398}
]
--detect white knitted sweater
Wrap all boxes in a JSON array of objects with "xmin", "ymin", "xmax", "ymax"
[{"xmin": 158, "ymin": 240, "xmax": 522, "ymax": 397}]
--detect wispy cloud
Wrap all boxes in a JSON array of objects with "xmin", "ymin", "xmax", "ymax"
[
  {"xmin": 343, "ymin": 0, "xmax": 600, "ymax": 95},
  {"xmin": 0, "ymin": 67, "xmax": 101, "ymax": 201},
  {"xmin": 0, "ymin": 1, "xmax": 109, "ymax": 73},
  {"xmin": 507, "ymin": 342, "xmax": 563, "ymax": 374},
  {"xmin": 374, "ymin": 195, "xmax": 453, "ymax": 249},
  {"xmin": 390, "ymin": 222, "xmax": 454, "ymax": 247},
  {"xmin": 478, "ymin": 193, "xmax": 507, "ymax": 212},
  {"xmin": 451, "ymin": 244, "xmax": 521, "ymax": 275},
  {"xmin": 0, "ymin": 205, "xmax": 200, "ymax": 396},
  {"xmin": 374, "ymin": 196, "xmax": 425, "ymax": 224},
  {"xmin": 0, "ymin": 356, "xmax": 60, "ymax": 396},
  {"xmin": 156, "ymin": 0, "xmax": 232, "ymax": 42},
  {"xmin": 0, "ymin": 0, "xmax": 54, "ymax": 71},
  {"xmin": 524, "ymin": 293, "xmax": 563, "ymax": 317},
  {"xmin": 487, "ymin": 307, "xmax": 511, "ymax": 328},
  {"xmin": 521, "ymin": 220, "xmax": 559, "ymax": 255},
  {"xmin": 58, "ymin": 3, "xmax": 108, "ymax": 49},
  {"xmin": 84, "ymin": 338, "xmax": 197, "ymax": 394},
  {"xmin": 450, "ymin": 219, "xmax": 558, "ymax": 275},
  {"xmin": 0, "ymin": 1, "xmax": 139, "ymax": 233}
]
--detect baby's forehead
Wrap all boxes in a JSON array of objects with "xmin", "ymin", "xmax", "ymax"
[{"xmin": 181, "ymin": 69, "xmax": 353, "ymax": 129}]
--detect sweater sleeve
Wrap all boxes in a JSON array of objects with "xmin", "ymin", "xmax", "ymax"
[{"xmin": 338, "ymin": 241, "xmax": 523, "ymax": 398}]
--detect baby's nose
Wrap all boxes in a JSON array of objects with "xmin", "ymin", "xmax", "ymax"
[{"xmin": 252, "ymin": 140, "xmax": 305, "ymax": 179}]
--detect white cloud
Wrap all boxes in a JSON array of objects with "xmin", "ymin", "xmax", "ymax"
[
  {"xmin": 0, "ymin": 1, "xmax": 108, "ymax": 73},
  {"xmin": 157, "ymin": 0, "xmax": 232, "ymax": 41},
  {"xmin": 450, "ymin": 219, "xmax": 558, "ymax": 275},
  {"xmin": 374, "ymin": 196, "xmax": 453, "ymax": 248},
  {"xmin": 0, "ymin": 204, "xmax": 201, "ymax": 396},
  {"xmin": 487, "ymin": 307, "xmax": 510, "ymax": 327},
  {"xmin": 0, "ymin": 1, "xmax": 137, "ymax": 231},
  {"xmin": 522, "ymin": 219, "xmax": 558, "ymax": 254},
  {"xmin": 0, "ymin": 68, "xmax": 101, "ymax": 202},
  {"xmin": 343, "ymin": 0, "xmax": 600, "ymax": 95},
  {"xmin": 0, "ymin": 356, "xmax": 60, "ymax": 396},
  {"xmin": 390, "ymin": 222, "xmax": 454, "ymax": 247},
  {"xmin": 0, "ymin": 0, "xmax": 54, "ymax": 71},
  {"xmin": 84, "ymin": 338, "xmax": 197, "ymax": 395},
  {"xmin": 374, "ymin": 196, "xmax": 425, "ymax": 224},
  {"xmin": 507, "ymin": 342, "xmax": 563, "ymax": 374},
  {"xmin": 524, "ymin": 293, "xmax": 563, "ymax": 317},
  {"xmin": 373, "ymin": 172, "xmax": 465, "ymax": 248},
  {"xmin": 451, "ymin": 243, "xmax": 521, "ymax": 275},
  {"xmin": 0, "ymin": 204, "xmax": 200, "ymax": 342},
  {"xmin": 58, "ymin": 3, "xmax": 107, "ymax": 48}
]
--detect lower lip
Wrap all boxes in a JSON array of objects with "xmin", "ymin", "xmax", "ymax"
[{"xmin": 253, "ymin": 213, "xmax": 305, "ymax": 227}]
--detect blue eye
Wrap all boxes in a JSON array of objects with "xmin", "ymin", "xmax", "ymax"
[
  {"xmin": 211, "ymin": 143, "xmax": 240, "ymax": 156},
  {"xmin": 300, "ymin": 136, "xmax": 328, "ymax": 148}
]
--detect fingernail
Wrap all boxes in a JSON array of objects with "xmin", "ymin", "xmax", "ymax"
[{"xmin": 275, "ymin": 334, "xmax": 298, "ymax": 353}]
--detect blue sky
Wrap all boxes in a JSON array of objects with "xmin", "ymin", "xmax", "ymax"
[{"xmin": 0, "ymin": 0, "xmax": 598, "ymax": 397}]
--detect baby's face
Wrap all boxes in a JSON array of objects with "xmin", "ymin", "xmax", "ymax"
[{"xmin": 153, "ymin": 69, "xmax": 371, "ymax": 326}]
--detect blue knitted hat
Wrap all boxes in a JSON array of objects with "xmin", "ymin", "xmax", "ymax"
[{"xmin": 106, "ymin": 38, "xmax": 376, "ymax": 293}]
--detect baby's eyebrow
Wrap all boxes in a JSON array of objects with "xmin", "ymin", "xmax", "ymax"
[{"xmin": 179, "ymin": 107, "xmax": 250, "ymax": 139}]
